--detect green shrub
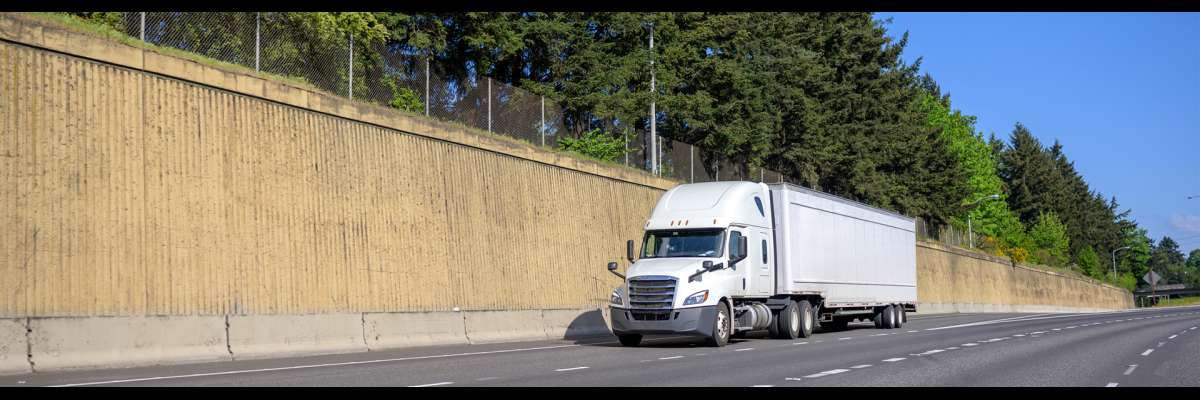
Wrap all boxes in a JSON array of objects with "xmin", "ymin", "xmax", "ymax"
[{"xmin": 556, "ymin": 128, "xmax": 633, "ymax": 163}]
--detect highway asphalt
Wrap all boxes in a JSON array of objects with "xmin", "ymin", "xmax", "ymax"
[{"xmin": 4, "ymin": 305, "xmax": 1198, "ymax": 387}]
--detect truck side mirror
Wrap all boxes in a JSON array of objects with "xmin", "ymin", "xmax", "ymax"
[
  {"xmin": 703, "ymin": 261, "xmax": 713, "ymax": 271},
  {"xmin": 627, "ymin": 240, "xmax": 636, "ymax": 264},
  {"xmin": 607, "ymin": 262, "xmax": 625, "ymax": 280}
]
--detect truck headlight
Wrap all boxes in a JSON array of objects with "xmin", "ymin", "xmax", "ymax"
[
  {"xmin": 683, "ymin": 290, "xmax": 708, "ymax": 305},
  {"xmin": 611, "ymin": 289, "xmax": 623, "ymax": 306}
]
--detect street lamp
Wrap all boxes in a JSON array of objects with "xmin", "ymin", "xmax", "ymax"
[
  {"xmin": 968, "ymin": 195, "xmax": 999, "ymax": 248},
  {"xmin": 1112, "ymin": 247, "xmax": 1130, "ymax": 278}
]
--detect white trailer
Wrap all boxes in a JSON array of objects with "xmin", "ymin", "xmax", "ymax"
[{"xmin": 607, "ymin": 181, "xmax": 917, "ymax": 347}]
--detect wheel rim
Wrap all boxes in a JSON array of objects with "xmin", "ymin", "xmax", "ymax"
[
  {"xmin": 803, "ymin": 308, "xmax": 812, "ymax": 332},
  {"xmin": 717, "ymin": 309, "xmax": 728, "ymax": 339},
  {"xmin": 790, "ymin": 307, "xmax": 800, "ymax": 334}
]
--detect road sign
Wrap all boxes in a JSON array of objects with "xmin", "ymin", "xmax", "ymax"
[{"xmin": 1144, "ymin": 270, "xmax": 1161, "ymax": 286}]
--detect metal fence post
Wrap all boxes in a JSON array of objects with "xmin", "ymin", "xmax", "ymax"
[
  {"xmin": 541, "ymin": 96, "xmax": 545, "ymax": 147},
  {"xmin": 487, "ymin": 77, "xmax": 492, "ymax": 133},
  {"xmin": 255, "ymin": 12, "xmax": 260, "ymax": 73},
  {"xmin": 140, "ymin": 12, "xmax": 145, "ymax": 41},
  {"xmin": 429, "ymin": 58, "xmax": 434, "ymax": 117},
  {"xmin": 348, "ymin": 31, "xmax": 354, "ymax": 100}
]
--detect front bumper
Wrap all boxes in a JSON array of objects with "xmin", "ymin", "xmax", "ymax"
[{"xmin": 609, "ymin": 306, "xmax": 716, "ymax": 337}]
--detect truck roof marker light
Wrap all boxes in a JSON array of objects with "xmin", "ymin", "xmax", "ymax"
[
  {"xmin": 713, "ymin": 219, "xmax": 717, "ymax": 224},
  {"xmin": 646, "ymin": 222, "xmax": 649, "ymax": 227},
  {"xmin": 686, "ymin": 220, "xmax": 689, "ymax": 225},
  {"xmin": 671, "ymin": 221, "xmax": 675, "ymax": 226}
]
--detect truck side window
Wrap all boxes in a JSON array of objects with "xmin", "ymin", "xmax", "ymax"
[
  {"xmin": 729, "ymin": 231, "xmax": 742, "ymax": 257},
  {"xmin": 762, "ymin": 240, "xmax": 768, "ymax": 264}
]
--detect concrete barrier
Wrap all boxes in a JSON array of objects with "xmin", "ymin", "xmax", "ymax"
[
  {"xmin": 917, "ymin": 302, "xmax": 1113, "ymax": 316},
  {"xmin": 541, "ymin": 309, "xmax": 613, "ymax": 340},
  {"xmin": 0, "ymin": 318, "xmax": 30, "ymax": 375},
  {"xmin": 364, "ymin": 312, "xmax": 468, "ymax": 350},
  {"xmin": 227, "ymin": 313, "xmax": 366, "ymax": 359},
  {"xmin": 463, "ymin": 310, "xmax": 548, "ymax": 344},
  {"xmin": 27, "ymin": 316, "xmax": 229, "ymax": 372}
]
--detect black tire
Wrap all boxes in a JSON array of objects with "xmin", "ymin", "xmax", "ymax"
[
  {"xmin": 777, "ymin": 300, "xmax": 801, "ymax": 340},
  {"xmin": 767, "ymin": 308, "xmax": 782, "ymax": 339},
  {"xmin": 901, "ymin": 306, "xmax": 908, "ymax": 323},
  {"xmin": 705, "ymin": 303, "xmax": 731, "ymax": 347},
  {"xmin": 894, "ymin": 306, "xmax": 904, "ymax": 329},
  {"xmin": 873, "ymin": 311, "xmax": 884, "ymax": 329},
  {"xmin": 881, "ymin": 305, "xmax": 895, "ymax": 329},
  {"xmin": 731, "ymin": 331, "xmax": 748, "ymax": 339},
  {"xmin": 797, "ymin": 300, "xmax": 814, "ymax": 338},
  {"xmin": 618, "ymin": 334, "xmax": 642, "ymax": 346}
]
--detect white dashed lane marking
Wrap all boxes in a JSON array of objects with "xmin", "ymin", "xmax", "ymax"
[
  {"xmin": 659, "ymin": 356, "xmax": 683, "ymax": 360},
  {"xmin": 735, "ymin": 348, "xmax": 754, "ymax": 352},
  {"xmin": 1107, "ymin": 383, "xmax": 1119, "ymax": 387},
  {"xmin": 409, "ymin": 382, "xmax": 453, "ymax": 387},
  {"xmin": 1142, "ymin": 349, "xmax": 1154, "ymax": 356},
  {"xmin": 1169, "ymin": 335, "xmax": 1177, "ymax": 339},
  {"xmin": 476, "ymin": 377, "xmax": 498, "ymax": 381},
  {"xmin": 882, "ymin": 358, "xmax": 906, "ymax": 362},
  {"xmin": 850, "ymin": 365, "xmax": 872, "ymax": 369},
  {"xmin": 555, "ymin": 367, "xmax": 589, "ymax": 372},
  {"xmin": 1124, "ymin": 365, "xmax": 1138, "ymax": 375}
]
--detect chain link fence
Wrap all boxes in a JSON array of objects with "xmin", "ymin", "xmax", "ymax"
[{"xmin": 121, "ymin": 12, "xmax": 801, "ymax": 185}]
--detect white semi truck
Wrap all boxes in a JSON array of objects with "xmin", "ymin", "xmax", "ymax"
[{"xmin": 607, "ymin": 181, "xmax": 917, "ymax": 347}]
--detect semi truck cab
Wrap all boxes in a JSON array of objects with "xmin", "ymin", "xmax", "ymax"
[{"xmin": 608, "ymin": 181, "xmax": 779, "ymax": 347}]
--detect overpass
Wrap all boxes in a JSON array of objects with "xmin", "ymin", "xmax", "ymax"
[{"xmin": 1132, "ymin": 283, "xmax": 1200, "ymax": 298}]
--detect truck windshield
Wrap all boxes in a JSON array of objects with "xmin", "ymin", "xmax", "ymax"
[{"xmin": 641, "ymin": 229, "xmax": 725, "ymax": 258}]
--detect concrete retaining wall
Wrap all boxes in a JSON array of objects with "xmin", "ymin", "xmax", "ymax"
[
  {"xmin": 27, "ymin": 316, "xmax": 229, "ymax": 372},
  {"xmin": 1, "ymin": 308, "xmax": 611, "ymax": 374},
  {"xmin": 0, "ymin": 318, "xmax": 29, "ymax": 375}
]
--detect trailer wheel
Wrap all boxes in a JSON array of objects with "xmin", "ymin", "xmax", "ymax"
[
  {"xmin": 776, "ymin": 301, "xmax": 801, "ymax": 339},
  {"xmin": 881, "ymin": 305, "xmax": 895, "ymax": 329},
  {"xmin": 797, "ymin": 300, "xmax": 814, "ymax": 338},
  {"xmin": 705, "ymin": 303, "xmax": 731, "ymax": 347},
  {"xmin": 893, "ymin": 306, "xmax": 904, "ymax": 329},
  {"xmin": 902, "ymin": 306, "xmax": 908, "ymax": 323},
  {"xmin": 873, "ymin": 311, "xmax": 884, "ymax": 329},
  {"xmin": 618, "ymin": 334, "xmax": 642, "ymax": 347}
]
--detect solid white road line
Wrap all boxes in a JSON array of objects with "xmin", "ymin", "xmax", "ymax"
[
  {"xmin": 1142, "ymin": 349, "xmax": 1154, "ymax": 356},
  {"xmin": 409, "ymin": 382, "xmax": 453, "ymax": 387},
  {"xmin": 47, "ymin": 335, "xmax": 692, "ymax": 387},
  {"xmin": 555, "ymin": 367, "xmax": 589, "ymax": 372},
  {"xmin": 1106, "ymin": 383, "xmax": 1118, "ymax": 387},
  {"xmin": 882, "ymin": 358, "xmax": 906, "ymax": 362},
  {"xmin": 1123, "ymin": 365, "xmax": 1138, "ymax": 375}
]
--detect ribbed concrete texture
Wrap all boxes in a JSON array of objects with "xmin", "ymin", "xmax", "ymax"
[
  {"xmin": 0, "ymin": 318, "xmax": 29, "ymax": 375},
  {"xmin": 364, "ymin": 311, "xmax": 468, "ymax": 350},
  {"xmin": 463, "ymin": 310, "xmax": 549, "ymax": 344},
  {"xmin": 917, "ymin": 302, "xmax": 1115, "ymax": 315},
  {"xmin": 227, "ymin": 313, "xmax": 366, "ymax": 359},
  {"xmin": 26, "ymin": 315, "xmax": 229, "ymax": 372},
  {"xmin": 916, "ymin": 240, "xmax": 1132, "ymax": 311},
  {"xmin": 0, "ymin": 17, "xmax": 670, "ymax": 319}
]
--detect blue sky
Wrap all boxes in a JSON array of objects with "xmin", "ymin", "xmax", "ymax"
[{"xmin": 876, "ymin": 12, "xmax": 1200, "ymax": 256}]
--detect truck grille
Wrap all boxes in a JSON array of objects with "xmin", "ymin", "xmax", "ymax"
[{"xmin": 628, "ymin": 276, "xmax": 677, "ymax": 310}]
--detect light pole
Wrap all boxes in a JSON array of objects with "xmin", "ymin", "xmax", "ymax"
[
  {"xmin": 967, "ymin": 195, "xmax": 998, "ymax": 248},
  {"xmin": 1190, "ymin": 196, "xmax": 1199, "ymax": 199},
  {"xmin": 1112, "ymin": 246, "xmax": 1130, "ymax": 278}
]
